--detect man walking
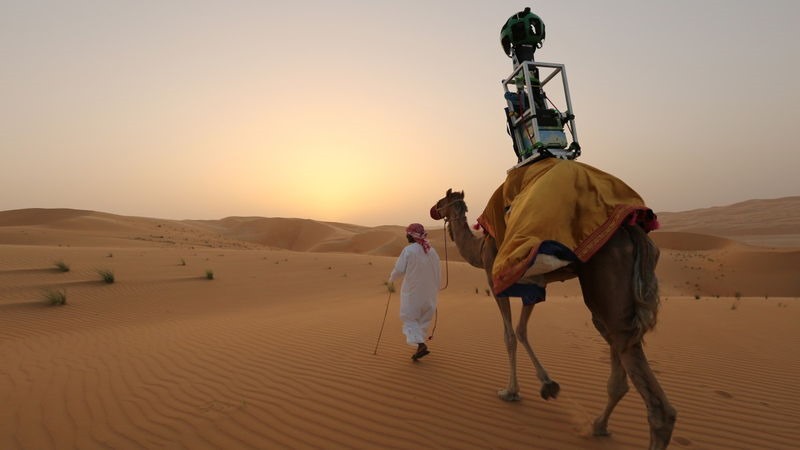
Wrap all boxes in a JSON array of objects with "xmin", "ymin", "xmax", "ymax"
[{"xmin": 388, "ymin": 223, "xmax": 441, "ymax": 360}]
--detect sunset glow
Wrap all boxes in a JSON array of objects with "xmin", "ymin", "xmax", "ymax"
[{"xmin": 2, "ymin": 1, "xmax": 798, "ymax": 225}]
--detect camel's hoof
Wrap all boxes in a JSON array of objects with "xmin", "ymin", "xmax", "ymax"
[
  {"xmin": 497, "ymin": 389, "xmax": 521, "ymax": 402},
  {"xmin": 592, "ymin": 419, "xmax": 611, "ymax": 437},
  {"xmin": 540, "ymin": 380, "xmax": 560, "ymax": 400}
]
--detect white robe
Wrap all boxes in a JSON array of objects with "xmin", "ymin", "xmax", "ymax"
[{"xmin": 389, "ymin": 243, "xmax": 441, "ymax": 345}]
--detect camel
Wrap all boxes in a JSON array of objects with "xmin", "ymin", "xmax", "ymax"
[{"xmin": 431, "ymin": 188, "xmax": 676, "ymax": 450}]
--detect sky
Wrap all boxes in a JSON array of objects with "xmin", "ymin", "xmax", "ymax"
[{"xmin": 2, "ymin": 0, "xmax": 799, "ymax": 226}]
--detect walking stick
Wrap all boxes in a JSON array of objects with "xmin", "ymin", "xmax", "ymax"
[{"xmin": 373, "ymin": 291, "xmax": 392, "ymax": 355}]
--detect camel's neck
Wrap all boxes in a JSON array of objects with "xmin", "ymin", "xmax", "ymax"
[{"xmin": 447, "ymin": 208, "xmax": 485, "ymax": 269}]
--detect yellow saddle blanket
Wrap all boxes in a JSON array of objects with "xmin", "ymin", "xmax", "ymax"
[{"xmin": 477, "ymin": 158, "xmax": 655, "ymax": 296}]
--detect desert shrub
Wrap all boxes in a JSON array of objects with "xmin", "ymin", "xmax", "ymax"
[
  {"xmin": 44, "ymin": 289, "xmax": 67, "ymax": 305},
  {"xmin": 205, "ymin": 269, "xmax": 214, "ymax": 280},
  {"xmin": 54, "ymin": 260, "xmax": 70, "ymax": 272},
  {"xmin": 384, "ymin": 281, "xmax": 395, "ymax": 293},
  {"xmin": 97, "ymin": 269, "xmax": 115, "ymax": 284}
]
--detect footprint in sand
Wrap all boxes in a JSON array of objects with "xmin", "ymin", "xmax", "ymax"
[
  {"xmin": 714, "ymin": 390, "xmax": 733, "ymax": 399},
  {"xmin": 673, "ymin": 436, "xmax": 692, "ymax": 446}
]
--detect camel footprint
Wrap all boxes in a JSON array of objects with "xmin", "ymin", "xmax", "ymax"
[{"xmin": 714, "ymin": 390, "xmax": 734, "ymax": 399}]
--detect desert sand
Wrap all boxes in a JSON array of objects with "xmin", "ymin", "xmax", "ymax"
[{"xmin": 1, "ymin": 199, "xmax": 799, "ymax": 449}]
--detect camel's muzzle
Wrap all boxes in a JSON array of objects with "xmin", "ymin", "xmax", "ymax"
[{"xmin": 430, "ymin": 205, "xmax": 442, "ymax": 221}]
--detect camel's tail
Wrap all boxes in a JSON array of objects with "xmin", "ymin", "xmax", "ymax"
[{"xmin": 628, "ymin": 223, "xmax": 661, "ymax": 343}]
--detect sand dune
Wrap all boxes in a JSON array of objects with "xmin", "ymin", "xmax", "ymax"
[
  {"xmin": 0, "ymin": 208, "xmax": 256, "ymax": 249},
  {"xmin": 658, "ymin": 196, "xmax": 800, "ymax": 247},
  {"xmin": 187, "ymin": 217, "xmax": 412, "ymax": 257},
  {"xmin": 0, "ymin": 209, "xmax": 461, "ymax": 260},
  {"xmin": 1, "ymin": 200, "xmax": 799, "ymax": 449},
  {"xmin": 650, "ymin": 231, "xmax": 737, "ymax": 251}
]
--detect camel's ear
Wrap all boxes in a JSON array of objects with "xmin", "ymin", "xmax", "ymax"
[
  {"xmin": 446, "ymin": 188, "xmax": 452, "ymax": 196},
  {"xmin": 459, "ymin": 190, "xmax": 465, "ymax": 198}
]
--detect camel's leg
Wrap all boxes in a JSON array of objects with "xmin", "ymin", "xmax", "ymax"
[
  {"xmin": 578, "ymin": 229, "xmax": 636, "ymax": 437},
  {"xmin": 495, "ymin": 295, "xmax": 521, "ymax": 401},
  {"xmin": 516, "ymin": 303, "xmax": 560, "ymax": 399},
  {"xmin": 579, "ymin": 228, "xmax": 675, "ymax": 449},
  {"xmin": 588, "ymin": 317, "xmax": 629, "ymax": 436},
  {"xmin": 617, "ymin": 341, "xmax": 676, "ymax": 450}
]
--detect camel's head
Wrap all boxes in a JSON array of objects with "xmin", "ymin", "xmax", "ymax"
[{"xmin": 430, "ymin": 189, "xmax": 467, "ymax": 221}]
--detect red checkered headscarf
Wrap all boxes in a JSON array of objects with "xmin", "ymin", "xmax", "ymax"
[{"xmin": 406, "ymin": 223, "xmax": 431, "ymax": 253}]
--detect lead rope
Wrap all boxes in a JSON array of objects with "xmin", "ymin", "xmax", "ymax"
[
  {"xmin": 441, "ymin": 221, "xmax": 450, "ymax": 290},
  {"xmin": 428, "ymin": 221, "xmax": 450, "ymax": 341}
]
